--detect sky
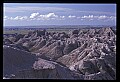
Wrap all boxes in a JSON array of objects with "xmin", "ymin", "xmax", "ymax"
[{"xmin": 3, "ymin": 3, "xmax": 116, "ymax": 26}]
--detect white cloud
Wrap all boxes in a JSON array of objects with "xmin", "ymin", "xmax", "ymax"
[
  {"xmin": 13, "ymin": 16, "xmax": 28, "ymax": 20},
  {"xmin": 60, "ymin": 16, "xmax": 65, "ymax": 18},
  {"xmin": 4, "ymin": 16, "xmax": 9, "ymax": 20},
  {"xmin": 109, "ymin": 16, "xmax": 116, "ymax": 20},
  {"xmin": 9, "ymin": 17, "xmax": 14, "ymax": 20},
  {"xmin": 30, "ymin": 12, "xmax": 39, "ymax": 18},
  {"xmin": 14, "ymin": 16, "xmax": 21, "ymax": 20},
  {"xmin": 4, "ymin": 13, "xmax": 116, "ymax": 22},
  {"xmin": 58, "ymin": 16, "xmax": 65, "ymax": 20},
  {"xmin": 80, "ymin": 15, "xmax": 116, "ymax": 21},
  {"xmin": 68, "ymin": 15, "xmax": 76, "ymax": 18},
  {"xmin": 81, "ymin": 15, "xmax": 94, "ymax": 19},
  {"xmin": 37, "ymin": 13, "xmax": 59, "ymax": 20},
  {"xmin": 80, "ymin": 15, "xmax": 94, "ymax": 21},
  {"xmin": 98, "ymin": 15, "xmax": 107, "ymax": 20},
  {"xmin": 20, "ymin": 16, "xmax": 28, "ymax": 20},
  {"xmin": 4, "ymin": 16, "xmax": 8, "ymax": 19},
  {"xmin": 38, "ymin": 14, "xmax": 45, "ymax": 18},
  {"xmin": 4, "ymin": 16, "xmax": 28, "ymax": 21},
  {"xmin": 4, "ymin": 13, "xmax": 59, "ymax": 21},
  {"xmin": 46, "ymin": 13, "xmax": 58, "ymax": 18}
]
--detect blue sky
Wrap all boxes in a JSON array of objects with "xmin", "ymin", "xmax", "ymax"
[{"xmin": 3, "ymin": 3, "xmax": 116, "ymax": 26}]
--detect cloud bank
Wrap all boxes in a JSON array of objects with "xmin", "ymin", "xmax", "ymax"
[{"xmin": 4, "ymin": 12, "xmax": 116, "ymax": 22}]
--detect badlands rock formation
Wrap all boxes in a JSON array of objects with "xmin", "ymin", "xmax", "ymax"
[{"xmin": 3, "ymin": 27, "xmax": 116, "ymax": 80}]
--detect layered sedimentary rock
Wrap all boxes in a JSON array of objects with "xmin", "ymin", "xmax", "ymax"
[
  {"xmin": 57, "ymin": 27, "xmax": 116, "ymax": 80},
  {"xmin": 3, "ymin": 27, "xmax": 116, "ymax": 80}
]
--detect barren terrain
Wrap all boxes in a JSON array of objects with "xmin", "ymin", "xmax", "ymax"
[{"xmin": 3, "ymin": 26, "xmax": 116, "ymax": 80}]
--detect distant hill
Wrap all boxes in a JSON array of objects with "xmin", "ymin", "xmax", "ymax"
[{"xmin": 4, "ymin": 25, "xmax": 116, "ymax": 30}]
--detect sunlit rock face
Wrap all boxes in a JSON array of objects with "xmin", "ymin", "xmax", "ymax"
[
  {"xmin": 57, "ymin": 27, "xmax": 116, "ymax": 80},
  {"xmin": 3, "ymin": 27, "xmax": 116, "ymax": 80}
]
